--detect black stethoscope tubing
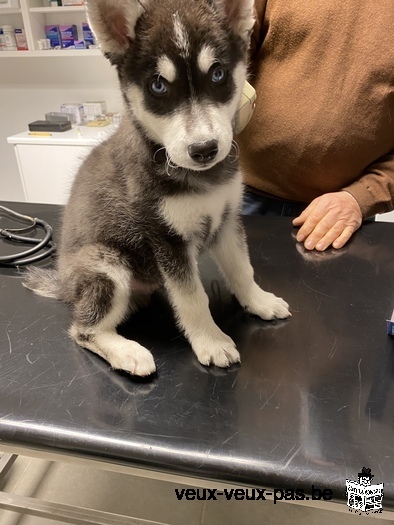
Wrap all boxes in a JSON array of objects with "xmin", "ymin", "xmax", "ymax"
[{"xmin": 0, "ymin": 205, "xmax": 56, "ymax": 267}]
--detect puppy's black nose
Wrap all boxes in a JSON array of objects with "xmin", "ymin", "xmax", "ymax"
[{"xmin": 188, "ymin": 140, "xmax": 219, "ymax": 164}]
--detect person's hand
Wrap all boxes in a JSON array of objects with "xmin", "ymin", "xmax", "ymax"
[{"xmin": 292, "ymin": 192, "xmax": 363, "ymax": 251}]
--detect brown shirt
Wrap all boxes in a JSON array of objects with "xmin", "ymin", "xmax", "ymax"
[{"xmin": 238, "ymin": 0, "xmax": 394, "ymax": 217}]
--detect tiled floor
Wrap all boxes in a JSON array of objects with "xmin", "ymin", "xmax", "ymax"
[{"xmin": 0, "ymin": 454, "xmax": 392, "ymax": 525}]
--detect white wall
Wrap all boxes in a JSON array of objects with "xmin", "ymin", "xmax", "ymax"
[{"xmin": 0, "ymin": 54, "xmax": 121, "ymax": 201}]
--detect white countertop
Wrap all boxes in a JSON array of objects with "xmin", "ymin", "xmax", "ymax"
[{"xmin": 7, "ymin": 124, "xmax": 118, "ymax": 146}]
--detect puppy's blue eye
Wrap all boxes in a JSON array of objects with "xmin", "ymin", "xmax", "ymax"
[
  {"xmin": 211, "ymin": 66, "xmax": 226, "ymax": 84},
  {"xmin": 150, "ymin": 79, "xmax": 167, "ymax": 95}
]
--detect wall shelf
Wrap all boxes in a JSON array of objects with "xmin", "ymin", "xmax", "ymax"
[
  {"xmin": 0, "ymin": 0, "xmax": 93, "ymax": 56},
  {"xmin": 0, "ymin": 8, "xmax": 21, "ymax": 14},
  {"xmin": 29, "ymin": 6, "xmax": 85, "ymax": 13},
  {"xmin": 0, "ymin": 48, "xmax": 100, "ymax": 56}
]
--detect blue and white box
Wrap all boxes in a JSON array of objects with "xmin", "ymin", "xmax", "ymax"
[
  {"xmin": 45, "ymin": 25, "xmax": 61, "ymax": 48},
  {"xmin": 82, "ymin": 22, "xmax": 95, "ymax": 47},
  {"xmin": 59, "ymin": 24, "xmax": 78, "ymax": 48}
]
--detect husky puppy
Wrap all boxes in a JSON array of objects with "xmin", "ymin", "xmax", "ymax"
[{"xmin": 24, "ymin": 0, "xmax": 290, "ymax": 377}]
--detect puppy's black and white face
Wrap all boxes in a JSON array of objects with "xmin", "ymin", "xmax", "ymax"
[{"xmin": 87, "ymin": 0, "xmax": 254, "ymax": 171}]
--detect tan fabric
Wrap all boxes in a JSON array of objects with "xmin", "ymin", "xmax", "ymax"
[{"xmin": 238, "ymin": 0, "xmax": 394, "ymax": 217}]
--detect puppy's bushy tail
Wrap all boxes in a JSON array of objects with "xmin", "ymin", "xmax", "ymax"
[{"xmin": 22, "ymin": 267, "xmax": 60, "ymax": 299}]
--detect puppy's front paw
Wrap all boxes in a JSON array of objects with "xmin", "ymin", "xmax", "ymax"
[
  {"xmin": 111, "ymin": 342, "xmax": 156, "ymax": 377},
  {"xmin": 243, "ymin": 285, "xmax": 291, "ymax": 320},
  {"xmin": 193, "ymin": 333, "xmax": 240, "ymax": 368}
]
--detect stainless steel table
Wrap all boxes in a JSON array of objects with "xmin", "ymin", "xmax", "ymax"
[{"xmin": 1, "ymin": 202, "xmax": 393, "ymax": 523}]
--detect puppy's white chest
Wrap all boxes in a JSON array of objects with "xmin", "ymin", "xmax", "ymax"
[{"xmin": 159, "ymin": 176, "xmax": 242, "ymax": 239}]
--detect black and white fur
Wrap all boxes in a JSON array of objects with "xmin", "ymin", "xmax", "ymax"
[{"xmin": 24, "ymin": 0, "xmax": 290, "ymax": 377}]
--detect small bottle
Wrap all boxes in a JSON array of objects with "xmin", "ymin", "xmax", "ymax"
[
  {"xmin": 0, "ymin": 29, "xmax": 6, "ymax": 52},
  {"xmin": 2, "ymin": 25, "xmax": 17, "ymax": 51}
]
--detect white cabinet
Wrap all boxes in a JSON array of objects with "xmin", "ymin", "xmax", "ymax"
[
  {"xmin": 0, "ymin": 0, "xmax": 100, "ymax": 56},
  {"xmin": 7, "ymin": 125, "xmax": 116, "ymax": 204}
]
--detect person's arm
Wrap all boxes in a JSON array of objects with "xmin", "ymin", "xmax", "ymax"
[
  {"xmin": 293, "ymin": 151, "xmax": 394, "ymax": 251},
  {"xmin": 343, "ymin": 152, "xmax": 394, "ymax": 218}
]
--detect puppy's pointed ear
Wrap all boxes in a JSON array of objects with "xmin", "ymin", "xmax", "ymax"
[
  {"xmin": 86, "ymin": 0, "xmax": 149, "ymax": 56},
  {"xmin": 216, "ymin": 0, "xmax": 255, "ymax": 41}
]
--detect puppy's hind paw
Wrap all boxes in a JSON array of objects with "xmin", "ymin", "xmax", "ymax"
[{"xmin": 193, "ymin": 334, "xmax": 240, "ymax": 368}]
